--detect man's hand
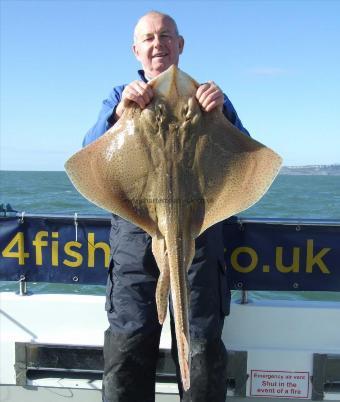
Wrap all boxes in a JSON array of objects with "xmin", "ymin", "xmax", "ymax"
[
  {"xmin": 196, "ymin": 81, "xmax": 224, "ymax": 112},
  {"xmin": 115, "ymin": 81, "xmax": 154, "ymax": 119}
]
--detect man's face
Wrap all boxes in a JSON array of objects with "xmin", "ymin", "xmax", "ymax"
[{"xmin": 133, "ymin": 14, "xmax": 184, "ymax": 79}]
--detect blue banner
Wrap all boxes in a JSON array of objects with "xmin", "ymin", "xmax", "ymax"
[
  {"xmin": 223, "ymin": 220, "xmax": 340, "ymax": 291},
  {"xmin": 0, "ymin": 215, "xmax": 339, "ymax": 291}
]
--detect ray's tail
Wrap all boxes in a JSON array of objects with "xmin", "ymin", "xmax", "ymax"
[{"xmin": 165, "ymin": 229, "xmax": 194, "ymax": 391}]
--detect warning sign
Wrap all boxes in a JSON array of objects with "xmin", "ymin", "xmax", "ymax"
[{"xmin": 250, "ymin": 370, "xmax": 309, "ymax": 398}]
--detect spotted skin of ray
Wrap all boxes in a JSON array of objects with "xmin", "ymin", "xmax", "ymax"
[{"xmin": 65, "ymin": 65, "xmax": 282, "ymax": 391}]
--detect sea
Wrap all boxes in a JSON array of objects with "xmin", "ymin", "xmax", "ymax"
[{"xmin": 1, "ymin": 170, "xmax": 340, "ymax": 301}]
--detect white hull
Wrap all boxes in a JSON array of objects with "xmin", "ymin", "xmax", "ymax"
[{"xmin": 1, "ymin": 291, "xmax": 340, "ymax": 401}]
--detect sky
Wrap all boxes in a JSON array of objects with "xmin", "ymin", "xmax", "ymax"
[{"xmin": 1, "ymin": 0, "xmax": 339, "ymax": 171}]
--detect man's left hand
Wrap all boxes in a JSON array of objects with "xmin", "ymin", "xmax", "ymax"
[{"xmin": 196, "ymin": 81, "xmax": 224, "ymax": 112}]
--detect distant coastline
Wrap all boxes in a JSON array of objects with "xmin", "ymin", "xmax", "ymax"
[
  {"xmin": 1, "ymin": 164, "xmax": 340, "ymax": 176},
  {"xmin": 280, "ymin": 164, "xmax": 340, "ymax": 176}
]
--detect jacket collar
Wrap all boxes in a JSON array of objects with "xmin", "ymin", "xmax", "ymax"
[{"xmin": 138, "ymin": 70, "xmax": 148, "ymax": 83}]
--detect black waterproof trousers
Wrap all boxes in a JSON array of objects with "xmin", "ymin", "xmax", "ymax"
[{"xmin": 102, "ymin": 215, "xmax": 230, "ymax": 402}]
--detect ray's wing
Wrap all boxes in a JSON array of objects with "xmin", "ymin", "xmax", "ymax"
[
  {"xmin": 65, "ymin": 111, "xmax": 157, "ymax": 236},
  {"xmin": 196, "ymin": 111, "xmax": 282, "ymax": 235}
]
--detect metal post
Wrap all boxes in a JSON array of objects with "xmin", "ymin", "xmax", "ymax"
[
  {"xmin": 18, "ymin": 276, "xmax": 28, "ymax": 296},
  {"xmin": 241, "ymin": 290, "xmax": 248, "ymax": 304}
]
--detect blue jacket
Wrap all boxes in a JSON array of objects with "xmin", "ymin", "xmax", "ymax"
[{"xmin": 83, "ymin": 70, "xmax": 249, "ymax": 146}]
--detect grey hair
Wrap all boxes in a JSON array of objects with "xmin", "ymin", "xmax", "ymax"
[{"xmin": 133, "ymin": 11, "xmax": 180, "ymax": 43}]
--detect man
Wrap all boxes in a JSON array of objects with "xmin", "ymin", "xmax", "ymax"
[{"xmin": 83, "ymin": 11, "xmax": 249, "ymax": 402}]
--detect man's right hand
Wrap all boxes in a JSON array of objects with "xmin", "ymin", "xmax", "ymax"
[{"xmin": 115, "ymin": 81, "xmax": 154, "ymax": 119}]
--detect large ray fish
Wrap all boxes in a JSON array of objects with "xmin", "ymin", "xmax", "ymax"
[{"xmin": 65, "ymin": 65, "xmax": 282, "ymax": 391}]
